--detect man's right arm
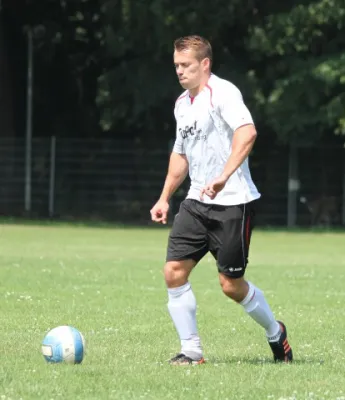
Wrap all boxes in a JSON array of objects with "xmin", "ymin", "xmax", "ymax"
[
  {"xmin": 159, "ymin": 151, "xmax": 189, "ymax": 202},
  {"xmin": 150, "ymin": 151, "xmax": 188, "ymax": 224},
  {"xmin": 151, "ymin": 99, "xmax": 187, "ymax": 223}
]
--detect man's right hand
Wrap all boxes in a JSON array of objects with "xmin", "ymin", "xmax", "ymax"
[{"xmin": 150, "ymin": 200, "xmax": 170, "ymax": 224}]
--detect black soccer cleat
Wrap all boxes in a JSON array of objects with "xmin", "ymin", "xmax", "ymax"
[
  {"xmin": 168, "ymin": 353, "xmax": 205, "ymax": 366},
  {"xmin": 268, "ymin": 321, "xmax": 293, "ymax": 363}
]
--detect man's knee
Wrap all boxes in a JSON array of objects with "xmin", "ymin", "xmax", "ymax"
[
  {"xmin": 219, "ymin": 274, "xmax": 248, "ymax": 302},
  {"xmin": 164, "ymin": 260, "xmax": 195, "ymax": 288}
]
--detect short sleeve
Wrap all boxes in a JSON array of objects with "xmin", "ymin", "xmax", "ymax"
[
  {"xmin": 220, "ymin": 85, "xmax": 254, "ymax": 132},
  {"xmin": 172, "ymin": 103, "xmax": 185, "ymax": 154},
  {"xmin": 172, "ymin": 130, "xmax": 185, "ymax": 154}
]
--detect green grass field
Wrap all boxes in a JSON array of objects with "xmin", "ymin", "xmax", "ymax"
[{"xmin": 0, "ymin": 222, "xmax": 344, "ymax": 400}]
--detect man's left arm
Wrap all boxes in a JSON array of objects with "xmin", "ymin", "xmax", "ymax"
[
  {"xmin": 200, "ymin": 124, "xmax": 257, "ymax": 200},
  {"xmin": 200, "ymin": 85, "xmax": 257, "ymax": 201},
  {"xmin": 220, "ymin": 124, "xmax": 257, "ymax": 181}
]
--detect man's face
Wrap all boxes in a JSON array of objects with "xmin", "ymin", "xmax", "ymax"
[{"xmin": 174, "ymin": 49, "xmax": 209, "ymax": 90}]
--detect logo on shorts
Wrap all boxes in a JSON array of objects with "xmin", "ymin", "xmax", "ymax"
[{"xmin": 229, "ymin": 267, "xmax": 243, "ymax": 272}]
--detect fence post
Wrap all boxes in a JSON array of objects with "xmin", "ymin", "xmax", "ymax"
[
  {"xmin": 168, "ymin": 139, "xmax": 174, "ymax": 220},
  {"xmin": 343, "ymin": 152, "xmax": 345, "ymax": 226},
  {"xmin": 24, "ymin": 27, "xmax": 34, "ymax": 213},
  {"xmin": 49, "ymin": 136, "xmax": 56, "ymax": 217},
  {"xmin": 287, "ymin": 144, "xmax": 299, "ymax": 227}
]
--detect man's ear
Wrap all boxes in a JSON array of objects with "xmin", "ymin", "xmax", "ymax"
[{"xmin": 202, "ymin": 57, "xmax": 211, "ymax": 71}]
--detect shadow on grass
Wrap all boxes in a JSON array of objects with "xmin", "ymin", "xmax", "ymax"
[
  {"xmin": 0, "ymin": 216, "xmax": 164, "ymax": 230},
  {"xmin": 0, "ymin": 216, "xmax": 344, "ymax": 233},
  {"xmin": 206, "ymin": 356, "xmax": 325, "ymax": 366}
]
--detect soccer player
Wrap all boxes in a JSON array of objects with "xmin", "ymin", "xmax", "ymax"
[{"xmin": 150, "ymin": 35, "xmax": 293, "ymax": 365}]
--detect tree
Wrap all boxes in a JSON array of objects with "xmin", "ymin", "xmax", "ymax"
[
  {"xmin": 2, "ymin": 0, "xmax": 345, "ymax": 146},
  {"xmin": 247, "ymin": 0, "xmax": 345, "ymax": 143},
  {"xmin": 98, "ymin": 0, "xmax": 282, "ymax": 144},
  {"xmin": 1, "ymin": 0, "xmax": 103, "ymax": 138}
]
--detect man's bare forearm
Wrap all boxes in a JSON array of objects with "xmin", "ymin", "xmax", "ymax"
[
  {"xmin": 159, "ymin": 152, "xmax": 189, "ymax": 202},
  {"xmin": 221, "ymin": 124, "xmax": 257, "ymax": 181}
]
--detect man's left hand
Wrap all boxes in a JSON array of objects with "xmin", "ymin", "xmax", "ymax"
[{"xmin": 200, "ymin": 174, "xmax": 228, "ymax": 201}]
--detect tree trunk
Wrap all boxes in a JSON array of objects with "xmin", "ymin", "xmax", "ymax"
[
  {"xmin": 0, "ymin": 11, "xmax": 21, "ymax": 215},
  {"xmin": 0, "ymin": 12, "xmax": 15, "ymax": 137}
]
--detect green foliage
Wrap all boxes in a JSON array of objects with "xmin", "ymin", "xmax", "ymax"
[
  {"xmin": 2, "ymin": 0, "xmax": 345, "ymax": 143},
  {"xmin": 97, "ymin": 0, "xmax": 257, "ymax": 139},
  {"xmin": 248, "ymin": 0, "xmax": 345, "ymax": 142}
]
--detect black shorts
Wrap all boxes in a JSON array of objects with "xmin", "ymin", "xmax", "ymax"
[{"xmin": 166, "ymin": 199, "xmax": 256, "ymax": 278}]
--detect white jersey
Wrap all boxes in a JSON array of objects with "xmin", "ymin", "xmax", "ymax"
[{"xmin": 173, "ymin": 73, "xmax": 261, "ymax": 206}]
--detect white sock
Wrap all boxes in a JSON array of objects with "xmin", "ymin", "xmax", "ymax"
[
  {"xmin": 240, "ymin": 281, "xmax": 281, "ymax": 341},
  {"xmin": 167, "ymin": 282, "xmax": 202, "ymax": 359}
]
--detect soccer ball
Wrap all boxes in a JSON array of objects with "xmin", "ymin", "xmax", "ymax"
[{"xmin": 41, "ymin": 325, "xmax": 86, "ymax": 364}]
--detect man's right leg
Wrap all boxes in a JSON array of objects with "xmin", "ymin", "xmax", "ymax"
[
  {"xmin": 165, "ymin": 200, "xmax": 208, "ymax": 365},
  {"xmin": 165, "ymin": 260, "xmax": 205, "ymax": 365}
]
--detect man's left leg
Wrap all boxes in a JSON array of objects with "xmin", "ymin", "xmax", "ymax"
[
  {"xmin": 219, "ymin": 275, "xmax": 292, "ymax": 362},
  {"xmin": 210, "ymin": 202, "xmax": 293, "ymax": 362}
]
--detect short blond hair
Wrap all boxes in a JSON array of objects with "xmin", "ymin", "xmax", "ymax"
[{"xmin": 174, "ymin": 35, "xmax": 213, "ymax": 67}]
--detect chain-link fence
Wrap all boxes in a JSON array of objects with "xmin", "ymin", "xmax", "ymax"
[{"xmin": 0, "ymin": 137, "xmax": 344, "ymax": 227}]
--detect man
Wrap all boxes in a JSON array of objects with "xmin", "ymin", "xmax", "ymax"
[{"xmin": 150, "ymin": 35, "xmax": 293, "ymax": 365}]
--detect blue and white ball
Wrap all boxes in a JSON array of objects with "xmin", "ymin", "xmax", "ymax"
[{"xmin": 41, "ymin": 326, "xmax": 86, "ymax": 364}]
